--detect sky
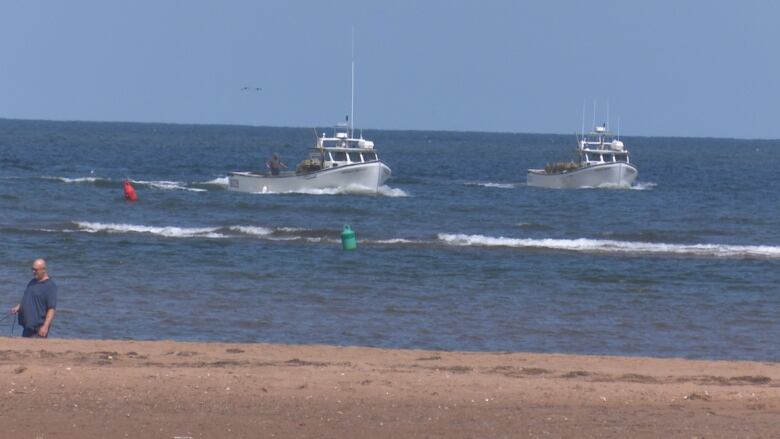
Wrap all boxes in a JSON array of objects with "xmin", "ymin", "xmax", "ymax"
[{"xmin": 1, "ymin": 0, "xmax": 779, "ymax": 139}]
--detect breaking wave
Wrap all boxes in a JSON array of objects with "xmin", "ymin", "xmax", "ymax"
[
  {"xmin": 40, "ymin": 175, "xmax": 214, "ymax": 192},
  {"xmin": 74, "ymin": 222, "xmax": 225, "ymax": 238},
  {"xmin": 253, "ymin": 184, "xmax": 408, "ymax": 197},
  {"xmin": 53, "ymin": 225, "xmax": 778, "ymax": 259},
  {"xmin": 437, "ymin": 234, "xmax": 780, "ymax": 259},
  {"xmin": 373, "ymin": 238, "xmax": 417, "ymax": 244},
  {"xmin": 68, "ymin": 222, "xmax": 338, "ymax": 242},
  {"xmin": 131, "ymin": 180, "xmax": 207, "ymax": 192},
  {"xmin": 228, "ymin": 225, "xmax": 274, "ymax": 236},
  {"xmin": 43, "ymin": 176, "xmax": 108, "ymax": 184},
  {"xmin": 464, "ymin": 182, "xmax": 516, "ymax": 189}
]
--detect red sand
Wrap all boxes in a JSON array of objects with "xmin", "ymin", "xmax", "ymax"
[{"xmin": 1, "ymin": 337, "xmax": 778, "ymax": 438}]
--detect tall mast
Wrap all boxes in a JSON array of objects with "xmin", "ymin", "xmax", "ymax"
[{"xmin": 350, "ymin": 27, "xmax": 355, "ymax": 138}]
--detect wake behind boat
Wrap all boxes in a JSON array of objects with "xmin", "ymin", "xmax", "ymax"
[
  {"xmin": 527, "ymin": 123, "xmax": 637, "ymax": 189},
  {"xmin": 228, "ymin": 124, "xmax": 391, "ymax": 193}
]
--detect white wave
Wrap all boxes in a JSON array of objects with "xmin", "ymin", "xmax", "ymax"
[
  {"xmin": 293, "ymin": 184, "xmax": 375, "ymax": 195},
  {"xmin": 43, "ymin": 176, "xmax": 106, "ymax": 184},
  {"xmin": 200, "ymin": 177, "xmax": 230, "ymax": 187},
  {"xmin": 255, "ymin": 184, "xmax": 408, "ymax": 197},
  {"xmin": 74, "ymin": 221, "xmax": 225, "ymax": 238},
  {"xmin": 631, "ymin": 181, "xmax": 657, "ymax": 191},
  {"xmin": 581, "ymin": 181, "xmax": 656, "ymax": 190},
  {"xmin": 277, "ymin": 227, "xmax": 308, "ymax": 232},
  {"xmin": 228, "ymin": 225, "xmax": 274, "ymax": 236},
  {"xmin": 377, "ymin": 185, "xmax": 409, "ymax": 197},
  {"xmin": 464, "ymin": 182, "xmax": 515, "ymax": 189},
  {"xmin": 437, "ymin": 234, "xmax": 780, "ymax": 259},
  {"xmin": 373, "ymin": 238, "xmax": 416, "ymax": 244},
  {"xmin": 131, "ymin": 180, "xmax": 207, "ymax": 192}
]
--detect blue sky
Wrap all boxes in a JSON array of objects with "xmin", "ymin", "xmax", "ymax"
[{"xmin": 1, "ymin": 1, "xmax": 778, "ymax": 138}]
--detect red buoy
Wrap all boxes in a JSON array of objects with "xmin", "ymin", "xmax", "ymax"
[{"xmin": 123, "ymin": 180, "xmax": 138, "ymax": 202}]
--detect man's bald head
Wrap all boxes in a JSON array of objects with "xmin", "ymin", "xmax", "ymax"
[{"xmin": 32, "ymin": 259, "xmax": 48, "ymax": 280}]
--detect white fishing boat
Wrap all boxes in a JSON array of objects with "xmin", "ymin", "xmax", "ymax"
[
  {"xmin": 228, "ymin": 39, "xmax": 391, "ymax": 194},
  {"xmin": 227, "ymin": 124, "xmax": 391, "ymax": 193},
  {"xmin": 527, "ymin": 124, "xmax": 637, "ymax": 189}
]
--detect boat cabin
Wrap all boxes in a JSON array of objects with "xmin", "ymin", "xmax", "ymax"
[
  {"xmin": 578, "ymin": 125, "xmax": 631, "ymax": 166},
  {"xmin": 296, "ymin": 126, "xmax": 381, "ymax": 173}
]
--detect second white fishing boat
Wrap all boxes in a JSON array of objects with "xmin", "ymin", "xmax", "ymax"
[{"xmin": 527, "ymin": 123, "xmax": 637, "ymax": 189}]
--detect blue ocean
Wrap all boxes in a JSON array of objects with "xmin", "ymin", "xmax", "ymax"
[{"xmin": 1, "ymin": 118, "xmax": 778, "ymax": 361}]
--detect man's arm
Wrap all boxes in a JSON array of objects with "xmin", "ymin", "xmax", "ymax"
[
  {"xmin": 10, "ymin": 304, "xmax": 20, "ymax": 314},
  {"xmin": 38, "ymin": 308, "xmax": 56, "ymax": 337}
]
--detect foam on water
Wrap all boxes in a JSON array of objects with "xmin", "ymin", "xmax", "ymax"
[
  {"xmin": 229, "ymin": 225, "xmax": 274, "ymax": 236},
  {"xmin": 631, "ymin": 181, "xmax": 657, "ymax": 191},
  {"xmin": 377, "ymin": 185, "xmax": 409, "ymax": 197},
  {"xmin": 464, "ymin": 182, "xmax": 516, "ymax": 189},
  {"xmin": 373, "ymin": 238, "xmax": 417, "ymax": 244},
  {"xmin": 131, "ymin": 179, "xmax": 207, "ymax": 192},
  {"xmin": 43, "ymin": 176, "xmax": 106, "ymax": 184},
  {"xmin": 200, "ymin": 176, "xmax": 230, "ymax": 187},
  {"xmin": 437, "ymin": 233, "xmax": 780, "ymax": 259},
  {"xmin": 74, "ymin": 221, "xmax": 225, "ymax": 238},
  {"xmin": 251, "ymin": 184, "xmax": 408, "ymax": 197},
  {"xmin": 40, "ymin": 176, "xmax": 214, "ymax": 192}
]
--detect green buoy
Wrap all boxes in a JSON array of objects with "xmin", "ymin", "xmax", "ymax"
[{"xmin": 341, "ymin": 224, "xmax": 357, "ymax": 250}]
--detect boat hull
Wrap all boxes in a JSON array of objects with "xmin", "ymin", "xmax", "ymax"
[
  {"xmin": 228, "ymin": 161, "xmax": 391, "ymax": 193},
  {"xmin": 527, "ymin": 162, "xmax": 638, "ymax": 189}
]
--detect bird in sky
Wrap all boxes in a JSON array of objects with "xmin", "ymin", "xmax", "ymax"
[{"xmin": 241, "ymin": 86, "xmax": 262, "ymax": 92}]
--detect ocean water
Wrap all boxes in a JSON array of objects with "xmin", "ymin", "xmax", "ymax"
[{"xmin": 1, "ymin": 118, "xmax": 778, "ymax": 361}]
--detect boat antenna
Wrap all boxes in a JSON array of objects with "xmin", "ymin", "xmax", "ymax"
[
  {"xmin": 592, "ymin": 99, "xmax": 597, "ymax": 130},
  {"xmin": 617, "ymin": 117, "xmax": 621, "ymax": 140},
  {"xmin": 606, "ymin": 99, "xmax": 610, "ymax": 131},
  {"xmin": 350, "ymin": 26, "xmax": 355, "ymax": 139},
  {"xmin": 581, "ymin": 99, "xmax": 585, "ymax": 138}
]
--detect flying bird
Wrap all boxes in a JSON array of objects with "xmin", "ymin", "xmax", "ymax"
[{"xmin": 241, "ymin": 86, "xmax": 262, "ymax": 92}]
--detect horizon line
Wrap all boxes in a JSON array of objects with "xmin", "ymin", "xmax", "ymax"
[{"xmin": 0, "ymin": 116, "xmax": 777, "ymax": 142}]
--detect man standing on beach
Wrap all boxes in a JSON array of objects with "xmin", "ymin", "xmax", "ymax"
[{"xmin": 10, "ymin": 258, "xmax": 58, "ymax": 338}]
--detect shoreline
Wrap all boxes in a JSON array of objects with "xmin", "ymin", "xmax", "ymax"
[{"xmin": 1, "ymin": 337, "xmax": 778, "ymax": 438}]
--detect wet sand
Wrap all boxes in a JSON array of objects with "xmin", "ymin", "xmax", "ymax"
[{"xmin": 1, "ymin": 337, "xmax": 778, "ymax": 438}]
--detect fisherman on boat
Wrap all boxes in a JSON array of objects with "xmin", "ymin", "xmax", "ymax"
[{"xmin": 266, "ymin": 153, "xmax": 287, "ymax": 176}]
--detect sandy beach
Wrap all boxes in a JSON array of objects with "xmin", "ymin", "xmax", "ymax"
[{"xmin": 0, "ymin": 337, "xmax": 778, "ymax": 438}]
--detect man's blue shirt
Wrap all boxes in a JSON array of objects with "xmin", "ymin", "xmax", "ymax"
[{"xmin": 19, "ymin": 278, "xmax": 57, "ymax": 330}]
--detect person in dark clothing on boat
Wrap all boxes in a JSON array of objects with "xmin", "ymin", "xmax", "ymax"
[
  {"xmin": 266, "ymin": 153, "xmax": 287, "ymax": 175},
  {"xmin": 10, "ymin": 258, "xmax": 58, "ymax": 338}
]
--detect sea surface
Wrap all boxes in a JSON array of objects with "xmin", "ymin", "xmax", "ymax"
[{"xmin": 1, "ymin": 118, "xmax": 778, "ymax": 361}]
